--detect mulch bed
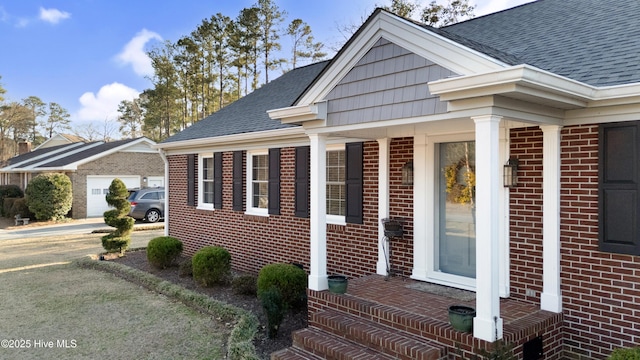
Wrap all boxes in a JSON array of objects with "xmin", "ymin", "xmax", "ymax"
[{"xmin": 110, "ymin": 249, "xmax": 307, "ymax": 360}]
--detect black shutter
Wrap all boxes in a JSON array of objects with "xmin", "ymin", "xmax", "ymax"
[
  {"xmin": 232, "ymin": 151, "xmax": 244, "ymax": 211},
  {"xmin": 213, "ymin": 152, "xmax": 223, "ymax": 209},
  {"xmin": 599, "ymin": 122, "xmax": 640, "ymax": 255},
  {"xmin": 295, "ymin": 146, "xmax": 310, "ymax": 218},
  {"xmin": 268, "ymin": 148, "xmax": 281, "ymax": 215},
  {"xmin": 345, "ymin": 142, "xmax": 364, "ymax": 224},
  {"xmin": 187, "ymin": 154, "xmax": 195, "ymax": 206}
]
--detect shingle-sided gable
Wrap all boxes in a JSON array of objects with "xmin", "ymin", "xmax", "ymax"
[
  {"xmin": 162, "ymin": 61, "xmax": 329, "ymax": 143},
  {"xmin": 441, "ymin": 0, "xmax": 640, "ymax": 87}
]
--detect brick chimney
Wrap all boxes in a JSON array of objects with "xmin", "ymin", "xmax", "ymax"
[{"xmin": 18, "ymin": 141, "xmax": 32, "ymax": 155}]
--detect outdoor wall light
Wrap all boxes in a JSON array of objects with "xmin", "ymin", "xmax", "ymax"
[
  {"xmin": 503, "ymin": 158, "xmax": 519, "ymax": 188},
  {"xmin": 402, "ymin": 160, "xmax": 413, "ymax": 186},
  {"xmin": 143, "ymin": 177, "xmax": 148, "ymax": 183}
]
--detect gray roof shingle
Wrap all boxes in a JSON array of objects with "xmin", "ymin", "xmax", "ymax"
[
  {"xmin": 162, "ymin": 61, "xmax": 330, "ymax": 144},
  {"xmin": 440, "ymin": 0, "xmax": 640, "ymax": 86}
]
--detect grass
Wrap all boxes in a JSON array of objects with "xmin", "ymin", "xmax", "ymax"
[{"xmin": 0, "ymin": 261, "xmax": 259, "ymax": 360}]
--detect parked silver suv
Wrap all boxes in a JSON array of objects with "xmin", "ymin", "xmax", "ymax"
[{"xmin": 128, "ymin": 187, "xmax": 165, "ymax": 223}]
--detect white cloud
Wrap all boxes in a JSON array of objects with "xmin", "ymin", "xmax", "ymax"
[
  {"xmin": 39, "ymin": 7, "xmax": 71, "ymax": 24},
  {"xmin": 76, "ymin": 83, "xmax": 140, "ymax": 122},
  {"xmin": 115, "ymin": 29, "xmax": 162, "ymax": 77}
]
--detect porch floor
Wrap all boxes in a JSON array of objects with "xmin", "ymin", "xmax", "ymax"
[
  {"xmin": 290, "ymin": 274, "xmax": 565, "ymax": 359},
  {"xmin": 347, "ymin": 274, "xmax": 547, "ymax": 333}
]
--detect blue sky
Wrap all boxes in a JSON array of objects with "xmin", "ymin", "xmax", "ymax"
[{"xmin": 0, "ymin": 0, "xmax": 533, "ymax": 131}]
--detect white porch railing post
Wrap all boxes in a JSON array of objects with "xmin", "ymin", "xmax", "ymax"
[
  {"xmin": 377, "ymin": 138, "xmax": 390, "ymax": 275},
  {"xmin": 308, "ymin": 133, "xmax": 328, "ymax": 291},
  {"xmin": 540, "ymin": 125, "xmax": 563, "ymax": 313},
  {"xmin": 473, "ymin": 115, "xmax": 503, "ymax": 342}
]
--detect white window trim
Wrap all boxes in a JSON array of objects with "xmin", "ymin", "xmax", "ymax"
[
  {"xmin": 326, "ymin": 144, "xmax": 346, "ymax": 225},
  {"xmin": 245, "ymin": 149, "xmax": 269, "ymax": 217},
  {"xmin": 197, "ymin": 154, "xmax": 214, "ymax": 211}
]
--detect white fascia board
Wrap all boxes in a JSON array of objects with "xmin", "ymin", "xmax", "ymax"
[
  {"xmin": 430, "ymin": 65, "xmax": 596, "ymax": 104},
  {"xmin": 430, "ymin": 64, "xmax": 640, "ymax": 109},
  {"xmin": 296, "ymin": 11, "xmax": 506, "ymax": 106},
  {"xmin": 268, "ymin": 101, "xmax": 327, "ymax": 124},
  {"xmin": 154, "ymin": 127, "xmax": 308, "ymax": 155},
  {"xmin": 18, "ymin": 142, "xmax": 103, "ymax": 171},
  {"xmin": 3, "ymin": 142, "xmax": 86, "ymax": 170}
]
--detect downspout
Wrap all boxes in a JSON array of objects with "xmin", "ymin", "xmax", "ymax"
[{"xmin": 158, "ymin": 149, "xmax": 169, "ymax": 236}]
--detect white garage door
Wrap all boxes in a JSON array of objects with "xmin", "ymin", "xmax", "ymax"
[{"xmin": 86, "ymin": 176, "xmax": 140, "ymax": 217}]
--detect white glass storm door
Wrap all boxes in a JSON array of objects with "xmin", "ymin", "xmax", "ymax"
[{"xmin": 437, "ymin": 141, "xmax": 476, "ymax": 279}]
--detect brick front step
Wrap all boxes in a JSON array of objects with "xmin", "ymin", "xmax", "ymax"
[
  {"xmin": 292, "ymin": 327, "xmax": 398, "ymax": 359},
  {"xmin": 311, "ymin": 309, "xmax": 445, "ymax": 360},
  {"xmin": 270, "ymin": 346, "xmax": 324, "ymax": 360}
]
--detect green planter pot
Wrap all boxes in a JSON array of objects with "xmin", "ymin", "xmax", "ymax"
[
  {"xmin": 448, "ymin": 305, "xmax": 475, "ymax": 333},
  {"xmin": 328, "ymin": 275, "xmax": 348, "ymax": 294}
]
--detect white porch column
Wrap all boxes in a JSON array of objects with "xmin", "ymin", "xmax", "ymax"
[
  {"xmin": 473, "ymin": 115, "xmax": 503, "ymax": 342},
  {"xmin": 540, "ymin": 125, "xmax": 563, "ymax": 313},
  {"xmin": 308, "ymin": 133, "xmax": 328, "ymax": 291},
  {"xmin": 377, "ymin": 138, "xmax": 390, "ymax": 275}
]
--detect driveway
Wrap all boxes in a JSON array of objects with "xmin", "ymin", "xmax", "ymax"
[{"xmin": 0, "ymin": 218, "xmax": 164, "ymax": 271}]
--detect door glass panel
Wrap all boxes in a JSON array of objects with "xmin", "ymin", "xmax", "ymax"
[{"xmin": 438, "ymin": 141, "xmax": 476, "ymax": 278}]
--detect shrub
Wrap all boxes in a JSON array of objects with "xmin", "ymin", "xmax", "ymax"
[
  {"xmin": 3, "ymin": 197, "xmax": 17, "ymax": 218},
  {"xmin": 232, "ymin": 275, "xmax": 258, "ymax": 296},
  {"xmin": 260, "ymin": 287, "xmax": 286, "ymax": 339},
  {"xmin": 10, "ymin": 198, "xmax": 34, "ymax": 219},
  {"xmin": 101, "ymin": 179, "xmax": 134, "ymax": 253},
  {"xmin": 192, "ymin": 246, "xmax": 231, "ymax": 286},
  {"xmin": 0, "ymin": 185, "xmax": 23, "ymax": 216},
  {"xmin": 146, "ymin": 236, "xmax": 183, "ymax": 269},
  {"xmin": 179, "ymin": 257, "xmax": 193, "ymax": 278},
  {"xmin": 25, "ymin": 173, "xmax": 72, "ymax": 221},
  {"xmin": 609, "ymin": 348, "xmax": 640, "ymax": 360},
  {"xmin": 257, "ymin": 263, "xmax": 307, "ymax": 309}
]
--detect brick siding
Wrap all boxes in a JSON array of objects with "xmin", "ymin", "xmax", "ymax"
[
  {"xmin": 168, "ymin": 140, "xmax": 416, "ymax": 278},
  {"xmin": 511, "ymin": 125, "xmax": 640, "ymax": 358}
]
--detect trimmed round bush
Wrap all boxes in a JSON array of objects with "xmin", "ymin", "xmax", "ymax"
[
  {"xmin": 147, "ymin": 236, "xmax": 183, "ymax": 269},
  {"xmin": 257, "ymin": 263, "xmax": 307, "ymax": 308},
  {"xmin": 0, "ymin": 185, "xmax": 23, "ymax": 216},
  {"xmin": 101, "ymin": 178, "xmax": 134, "ymax": 253},
  {"xmin": 10, "ymin": 198, "xmax": 34, "ymax": 219},
  {"xmin": 609, "ymin": 348, "xmax": 640, "ymax": 360},
  {"xmin": 25, "ymin": 173, "xmax": 72, "ymax": 221},
  {"xmin": 192, "ymin": 246, "xmax": 231, "ymax": 286}
]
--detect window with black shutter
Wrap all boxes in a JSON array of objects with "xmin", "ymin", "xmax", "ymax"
[
  {"xmin": 213, "ymin": 152, "xmax": 223, "ymax": 209},
  {"xmin": 345, "ymin": 142, "xmax": 364, "ymax": 224},
  {"xmin": 599, "ymin": 121, "xmax": 640, "ymax": 255},
  {"xmin": 187, "ymin": 154, "xmax": 195, "ymax": 206},
  {"xmin": 233, "ymin": 151, "xmax": 244, "ymax": 211},
  {"xmin": 268, "ymin": 148, "xmax": 281, "ymax": 215},
  {"xmin": 295, "ymin": 146, "xmax": 310, "ymax": 218}
]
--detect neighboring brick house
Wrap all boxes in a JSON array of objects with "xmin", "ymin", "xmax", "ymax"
[
  {"xmin": 0, "ymin": 137, "xmax": 164, "ymax": 218},
  {"xmin": 156, "ymin": 1, "xmax": 640, "ymax": 358}
]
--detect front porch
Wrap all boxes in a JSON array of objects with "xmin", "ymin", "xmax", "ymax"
[{"xmin": 273, "ymin": 274, "xmax": 564, "ymax": 359}]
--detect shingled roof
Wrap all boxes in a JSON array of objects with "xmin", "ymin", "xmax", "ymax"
[
  {"xmin": 2, "ymin": 138, "xmax": 152, "ymax": 171},
  {"xmin": 161, "ymin": 0, "xmax": 638, "ymax": 144},
  {"xmin": 439, "ymin": 0, "xmax": 640, "ymax": 87},
  {"xmin": 162, "ymin": 61, "xmax": 330, "ymax": 144}
]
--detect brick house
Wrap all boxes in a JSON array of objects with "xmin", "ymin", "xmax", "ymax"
[
  {"xmin": 156, "ymin": 1, "xmax": 640, "ymax": 358},
  {"xmin": 0, "ymin": 137, "xmax": 164, "ymax": 218}
]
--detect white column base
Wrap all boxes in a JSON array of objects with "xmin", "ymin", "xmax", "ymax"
[
  {"xmin": 474, "ymin": 315, "xmax": 504, "ymax": 342},
  {"xmin": 308, "ymin": 274, "xmax": 328, "ymax": 291},
  {"xmin": 540, "ymin": 292, "xmax": 562, "ymax": 313}
]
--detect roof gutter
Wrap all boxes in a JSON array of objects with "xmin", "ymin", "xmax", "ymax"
[
  {"xmin": 153, "ymin": 127, "xmax": 307, "ymax": 152},
  {"xmin": 429, "ymin": 64, "xmax": 640, "ymax": 108}
]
